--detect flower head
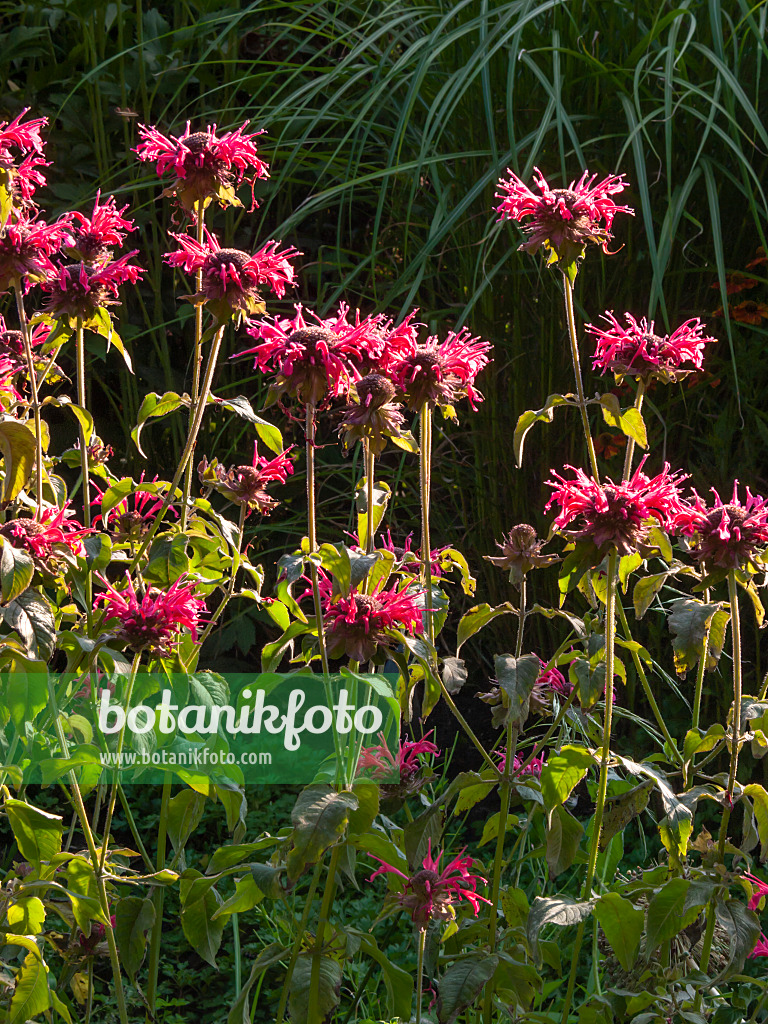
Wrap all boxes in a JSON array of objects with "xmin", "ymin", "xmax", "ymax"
[
  {"xmin": 95, "ymin": 573, "xmax": 205, "ymax": 654},
  {"xmin": 321, "ymin": 574, "xmax": 423, "ymax": 663},
  {"xmin": 495, "ymin": 166, "xmax": 633, "ymax": 267},
  {"xmin": 546, "ymin": 458, "xmax": 686, "ymax": 556},
  {"xmin": 338, "ymin": 373, "xmax": 411, "ymax": 456},
  {"xmin": 0, "ymin": 110, "xmax": 48, "ymax": 210},
  {"xmin": 587, "ymin": 311, "xmax": 716, "ymax": 381},
  {"xmin": 743, "ymin": 872, "xmax": 768, "ymax": 913},
  {"xmin": 40, "ymin": 253, "xmax": 144, "ymax": 319},
  {"xmin": 0, "ymin": 213, "xmax": 74, "ymax": 292},
  {"xmin": 672, "ymin": 482, "xmax": 768, "ymax": 570},
  {"xmin": 369, "ymin": 839, "xmax": 491, "ymax": 929},
  {"xmin": 135, "ymin": 120, "xmax": 269, "ymax": 213},
  {"xmin": 92, "ymin": 475, "xmax": 176, "ymax": 542},
  {"xmin": 198, "ymin": 442, "xmax": 294, "ymax": 515},
  {"xmin": 390, "ymin": 328, "xmax": 492, "ymax": 414},
  {"xmin": 485, "ymin": 523, "xmax": 559, "ymax": 584},
  {"xmin": 166, "ymin": 229, "xmax": 298, "ymax": 318},
  {"xmin": 530, "ymin": 659, "xmax": 572, "ymax": 714},
  {"xmin": 749, "ymin": 933, "xmax": 768, "ymax": 959},
  {"xmin": 495, "ymin": 749, "xmax": 547, "ymax": 778},
  {"xmin": 0, "ymin": 505, "xmax": 90, "ymax": 563},
  {"xmin": 358, "ymin": 730, "xmax": 439, "ymax": 789},
  {"xmin": 0, "ymin": 313, "xmax": 50, "ymax": 364},
  {"xmin": 65, "ymin": 191, "xmax": 135, "ymax": 265}
]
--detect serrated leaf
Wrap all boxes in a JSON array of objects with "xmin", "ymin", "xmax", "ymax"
[
  {"xmin": 712, "ymin": 897, "xmax": 762, "ymax": 981},
  {"xmin": 0, "ymin": 536, "xmax": 34, "ymax": 604},
  {"xmin": 527, "ymin": 896, "xmax": 593, "ymax": 963},
  {"xmin": 9, "ymin": 950, "xmax": 49, "ymax": 1024},
  {"xmin": 645, "ymin": 878, "xmax": 692, "ymax": 953},
  {"xmin": 600, "ymin": 779, "xmax": 654, "ymax": 850},
  {"xmin": 633, "ymin": 571, "xmax": 671, "ymax": 619},
  {"xmin": 285, "ymin": 785, "xmax": 358, "ymax": 882},
  {"xmin": 546, "ymin": 804, "xmax": 583, "ymax": 877},
  {"xmin": 114, "ymin": 897, "xmax": 155, "ymax": 981},
  {"xmin": 437, "ymin": 954, "xmax": 499, "ymax": 1024},
  {"xmin": 289, "ymin": 954, "xmax": 342, "ymax": 1023},
  {"xmin": 227, "ymin": 943, "xmax": 289, "ymax": 1024},
  {"xmin": 668, "ymin": 599, "xmax": 729, "ymax": 678},
  {"xmin": 180, "ymin": 870, "xmax": 225, "ymax": 967},
  {"xmin": 5, "ymin": 797, "xmax": 63, "ymax": 868},
  {"xmin": 594, "ymin": 893, "xmax": 644, "ymax": 971},
  {"xmin": 456, "ymin": 602, "xmax": 515, "ymax": 653},
  {"xmin": 540, "ymin": 745, "xmax": 596, "ymax": 812},
  {"xmin": 494, "ymin": 653, "xmax": 540, "ymax": 728}
]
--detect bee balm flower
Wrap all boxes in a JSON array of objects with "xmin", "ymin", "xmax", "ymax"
[
  {"xmin": 198, "ymin": 442, "xmax": 294, "ymax": 515},
  {"xmin": 95, "ymin": 573, "xmax": 205, "ymax": 655},
  {"xmin": 40, "ymin": 254, "xmax": 144, "ymax": 319},
  {"xmin": 65, "ymin": 191, "xmax": 136, "ymax": 265},
  {"xmin": 587, "ymin": 311, "xmax": 716, "ymax": 381},
  {"xmin": 321, "ymin": 574, "xmax": 424, "ymax": 663},
  {"xmin": 495, "ymin": 166, "xmax": 633, "ymax": 268},
  {"xmin": 390, "ymin": 328, "xmax": 492, "ymax": 415},
  {"xmin": 672, "ymin": 483, "xmax": 768, "ymax": 570}
]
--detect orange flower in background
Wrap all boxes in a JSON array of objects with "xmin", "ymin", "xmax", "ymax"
[
  {"xmin": 731, "ymin": 300, "xmax": 768, "ymax": 324},
  {"xmin": 594, "ymin": 432, "xmax": 626, "ymax": 459},
  {"xmin": 746, "ymin": 246, "xmax": 767, "ymax": 270},
  {"xmin": 710, "ymin": 274, "xmax": 758, "ymax": 295}
]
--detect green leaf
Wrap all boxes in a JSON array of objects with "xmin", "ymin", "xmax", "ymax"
[
  {"xmin": 42, "ymin": 396, "xmax": 93, "ymax": 444},
  {"xmin": 713, "ymin": 898, "xmax": 762, "ymax": 981},
  {"xmin": 494, "ymin": 653, "xmax": 540, "ymax": 727},
  {"xmin": 132, "ymin": 391, "xmax": 186, "ymax": 457},
  {"xmin": 439, "ymin": 546, "xmax": 476, "ymax": 595},
  {"xmin": 289, "ymin": 953, "xmax": 342, "ymax": 1023},
  {"xmin": 478, "ymin": 810, "xmax": 518, "ymax": 847},
  {"xmin": 0, "ymin": 537, "xmax": 33, "ymax": 604},
  {"xmin": 618, "ymin": 552, "xmax": 643, "ymax": 592},
  {"xmin": 456, "ymin": 601, "xmax": 515, "ymax": 653},
  {"xmin": 261, "ymin": 619, "xmax": 312, "ymax": 672},
  {"xmin": 632, "ymin": 571, "xmax": 670, "ymax": 619},
  {"xmin": 82, "ymin": 533, "xmax": 113, "ymax": 571},
  {"xmin": 351, "ymin": 931, "xmax": 413, "ymax": 1019},
  {"xmin": 645, "ymin": 878, "xmax": 692, "ymax": 953},
  {"xmin": 594, "ymin": 893, "xmax": 644, "ymax": 971},
  {"xmin": 6, "ymin": 896, "xmax": 45, "ymax": 935},
  {"xmin": 600, "ymin": 779, "xmax": 654, "ymax": 850},
  {"xmin": 514, "ymin": 393, "xmax": 573, "ymax": 465},
  {"xmin": 540, "ymin": 745, "xmax": 596, "ymax": 812},
  {"xmin": 5, "ymin": 667, "xmax": 48, "ymax": 729},
  {"xmin": 180, "ymin": 870, "xmax": 225, "ymax": 967},
  {"xmin": 569, "ymin": 657, "xmax": 606, "ymax": 711},
  {"xmin": 3, "ymin": 590, "xmax": 56, "ymax": 659},
  {"xmin": 0, "ymin": 420, "xmax": 37, "ymax": 503},
  {"xmin": 527, "ymin": 896, "xmax": 593, "ymax": 964},
  {"xmin": 9, "ymin": 950, "xmax": 49, "ymax": 1024},
  {"xmin": 5, "ymin": 798, "xmax": 63, "ymax": 868},
  {"xmin": 249, "ymin": 864, "xmax": 287, "ymax": 900},
  {"xmin": 213, "ymin": 874, "xmax": 264, "ymax": 918},
  {"xmin": 285, "ymin": 784, "xmax": 358, "ymax": 882},
  {"xmin": 500, "ymin": 887, "xmax": 530, "ymax": 929},
  {"xmin": 167, "ymin": 788, "xmax": 207, "ymax": 852},
  {"xmin": 208, "ymin": 394, "xmax": 283, "ymax": 453},
  {"xmin": 227, "ymin": 943, "xmax": 289, "ymax": 1024},
  {"xmin": 743, "ymin": 784, "xmax": 768, "ymax": 861},
  {"xmin": 114, "ymin": 897, "xmax": 155, "ymax": 982},
  {"xmin": 668, "ymin": 599, "xmax": 729, "ymax": 677},
  {"xmin": 318, "ymin": 542, "xmax": 352, "ymax": 598},
  {"xmin": 441, "ymin": 656, "xmax": 467, "ymax": 694},
  {"xmin": 437, "ymin": 954, "xmax": 499, "ymax": 1024},
  {"xmin": 144, "ymin": 533, "xmax": 189, "ymax": 587},
  {"xmin": 546, "ymin": 804, "xmax": 583, "ymax": 878},
  {"xmin": 619, "ymin": 407, "xmax": 648, "ymax": 448}
]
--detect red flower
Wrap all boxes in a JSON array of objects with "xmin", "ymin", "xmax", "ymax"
[
  {"xmin": 358, "ymin": 730, "xmax": 439, "ymax": 784},
  {"xmin": 390, "ymin": 328, "xmax": 492, "ymax": 413},
  {"xmin": 135, "ymin": 120, "xmax": 269, "ymax": 213},
  {"xmin": 369, "ymin": 839, "xmax": 491, "ymax": 929},
  {"xmin": 0, "ymin": 505, "xmax": 90, "ymax": 561},
  {"xmin": 495, "ymin": 166, "xmax": 633, "ymax": 265},
  {"xmin": 546, "ymin": 458, "xmax": 686, "ymax": 556},
  {"xmin": 40, "ymin": 253, "xmax": 144, "ymax": 319},
  {"xmin": 320, "ymin": 574, "xmax": 424, "ymax": 663},
  {"xmin": 166, "ymin": 229, "xmax": 298, "ymax": 317},
  {"xmin": 0, "ymin": 213, "xmax": 74, "ymax": 292},
  {"xmin": 239, "ymin": 302, "xmax": 388, "ymax": 407},
  {"xmin": 95, "ymin": 572, "xmax": 205, "ymax": 654},
  {"xmin": 66, "ymin": 191, "xmax": 135, "ymax": 265},
  {"xmin": 198, "ymin": 442, "xmax": 294, "ymax": 515},
  {"xmin": 0, "ymin": 110, "xmax": 49, "ymax": 209},
  {"xmin": 0, "ymin": 109, "xmax": 46, "ymax": 160},
  {"xmin": 92, "ymin": 475, "xmax": 177, "ymax": 542},
  {"xmin": 743, "ymin": 872, "xmax": 768, "ymax": 912},
  {"xmin": 0, "ymin": 313, "xmax": 50, "ymax": 364},
  {"xmin": 494, "ymin": 750, "xmax": 547, "ymax": 778},
  {"xmin": 749, "ymin": 933, "xmax": 768, "ymax": 959},
  {"xmin": 672, "ymin": 482, "xmax": 768, "ymax": 570},
  {"xmin": 587, "ymin": 311, "xmax": 716, "ymax": 381},
  {"xmin": 530, "ymin": 658, "xmax": 572, "ymax": 713}
]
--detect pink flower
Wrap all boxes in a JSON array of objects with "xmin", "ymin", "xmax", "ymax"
[
  {"xmin": 0, "ymin": 213, "xmax": 74, "ymax": 292},
  {"xmin": 546, "ymin": 458, "xmax": 686, "ymax": 556},
  {"xmin": 377, "ymin": 530, "xmax": 445, "ymax": 578},
  {"xmin": 495, "ymin": 166, "xmax": 633, "ymax": 264},
  {"xmin": 320, "ymin": 573, "xmax": 424, "ymax": 663},
  {"xmin": 40, "ymin": 253, "xmax": 144, "ymax": 319},
  {"xmin": 66, "ymin": 191, "xmax": 136, "ymax": 265},
  {"xmin": 358, "ymin": 730, "xmax": 439, "ymax": 784},
  {"xmin": 239, "ymin": 302, "xmax": 401, "ymax": 407},
  {"xmin": 370, "ymin": 839, "xmax": 491, "ymax": 929},
  {"xmin": 165, "ymin": 230, "xmax": 298, "ymax": 317},
  {"xmin": 530, "ymin": 659, "xmax": 572, "ymax": 713},
  {"xmin": 390, "ymin": 328, "xmax": 492, "ymax": 413},
  {"xmin": 0, "ymin": 109, "xmax": 47, "ymax": 160},
  {"xmin": 744, "ymin": 872, "xmax": 768, "ymax": 912},
  {"xmin": 587, "ymin": 311, "xmax": 716, "ymax": 381},
  {"xmin": 95, "ymin": 572, "xmax": 205, "ymax": 654},
  {"xmin": 135, "ymin": 120, "xmax": 269, "ymax": 213},
  {"xmin": 673, "ymin": 482, "xmax": 768, "ymax": 569},
  {"xmin": 749, "ymin": 933, "xmax": 768, "ymax": 958},
  {"xmin": 92, "ymin": 474, "xmax": 177, "ymax": 541},
  {"xmin": 10, "ymin": 153, "xmax": 49, "ymax": 207},
  {"xmin": 0, "ymin": 505, "xmax": 90, "ymax": 561},
  {"xmin": 198, "ymin": 442, "xmax": 294, "ymax": 515},
  {"xmin": 337, "ymin": 373, "xmax": 410, "ymax": 456},
  {"xmin": 0, "ymin": 313, "xmax": 50, "ymax": 363},
  {"xmin": 495, "ymin": 749, "xmax": 547, "ymax": 778}
]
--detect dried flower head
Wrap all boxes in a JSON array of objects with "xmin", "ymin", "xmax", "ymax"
[
  {"xmin": 95, "ymin": 572, "xmax": 205, "ymax": 654},
  {"xmin": 546, "ymin": 458, "xmax": 686, "ymax": 556},
  {"xmin": 391, "ymin": 328, "xmax": 492, "ymax": 415},
  {"xmin": 587, "ymin": 311, "xmax": 716, "ymax": 382},
  {"xmin": 672, "ymin": 482, "xmax": 768, "ymax": 570},
  {"xmin": 321, "ymin": 574, "xmax": 423, "ymax": 663},
  {"xmin": 485, "ymin": 523, "xmax": 559, "ymax": 584},
  {"xmin": 198, "ymin": 442, "xmax": 294, "ymax": 515},
  {"xmin": 40, "ymin": 254, "xmax": 144, "ymax": 320},
  {"xmin": 338, "ymin": 373, "xmax": 413, "ymax": 456},
  {"xmin": 65, "ymin": 191, "xmax": 135, "ymax": 265},
  {"xmin": 369, "ymin": 840, "xmax": 491, "ymax": 929},
  {"xmin": 166, "ymin": 230, "xmax": 298, "ymax": 318},
  {"xmin": 495, "ymin": 166, "xmax": 633, "ymax": 269},
  {"xmin": 135, "ymin": 120, "xmax": 269, "ymax": 213}
]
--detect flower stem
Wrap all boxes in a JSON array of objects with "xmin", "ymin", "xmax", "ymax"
[
  {"xmin": 621, "ymin": 379, "xmax": 645, "ymax": 481},
  {"xmin": 562, "ymin": 273, "xmax": 600, "ymax": 482},
  {"xmin": 307, "ymin": 844, "xmax": 341, "ymax": 1024},
  {"xmin": 194, "ymin": 502, "xmax": 247, "ymax": 650},
  {"xmin": 515, "ymin": 578, "xmax": 527, "ymax": 659},
  {"xmin": 365, "ymin": 440, "xmax": 375, "ymax": 555},
  {"xmin": 145, "ymin": 773, "xmax": 172, "ymax": 1017},
  {"xmin": 419, "ymin": 404, "xmax": 435, "ymax": 651},
  {"xmin": 306, "ymin": 401, "xmax": 330, "ymax": 676},
  {"xmin": 75, "ymin": 317, "xmax": 94, "ymax": 631},
  {"xmin": 718, "ymin": 570, "xmax": 743, "ymax": 860},
  {"xmin": 14, "ymin": 283, "xmax": 44, "ymax": 517},
  {"xmin": 415, "ymin": 926, "xmax": 427, "ymax": 1024},
  {"xmin": 181, "ymin": 204, "xmax": 206, "ymax": 532},
  {"xmin": 274, "ymin": 861, "xmax": 322, "ymax": 1024},
  {"xmin": 560, "ymin": 547, "xmax": 617, "ymax": 1024}
]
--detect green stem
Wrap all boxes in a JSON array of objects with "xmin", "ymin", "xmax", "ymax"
[
  {"xmin": 275, "ymin": 862, "xmax": 323, "ymax": 1024},
  {"xmin": 75, "ymin": 318, "xmax": 94, "ymax": 631},
  {"xmin": 718, "ymin": 570, "xmax": 743, "ymax": 861},
  {"xmin": 419, "ymin": 405, "xmax": 435, "ymax": 651},
  {"xmin": 515, "ymin": 578, "xmax": 526, "ymax": 659},
  {"xmin": 439, "ymin": 678, "xmax": 497, "ymax": 773},
  {"xmin": 415, "ymin": 926, "xmax": 426, "ymax": 1024},
  {"xmin": 117, "ymin": 784, "xmax": 154, "ymax": 871},
  {"xmin": 305, "ymin": 401, "xmax": 330, "ymax": 676},
  {"xmin": 621, "ymin": 379, "xmax": 645, "ymax": 481},
  {"xmin": 195, "ymin": 502, "xmax": 247, "ymax": 650},
  {"xmin": 181, "ymin": 204, "xmax": 206, "ymax": 532},
  {"xmin": 365, "ymin": 440, "xmax": 375, "ymax": 555},
  {"xmin": 145, "ymin": 773, "xmax": 172, "ymax": 1017},
  {"xmin": 562, "ymin": 273, "xmax": 600, "ymax": 482},
  {"xmin": 14, "ymin": 283, "xmax": 44, "ymax": 517},
  {"xmin": 99, "ymin": 652, "xmax": 142, "ymax": 872},
  {"xmin": 307, "ymin": 845, "xmax": 341, "ymax": 1024},
  {"xmin": 560, "ymin": 547, "xmax": 617, "ymax": 1024},
  {"xmin": 233, "ymin": 912, "xmax": 242, "ymax": 996}
]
